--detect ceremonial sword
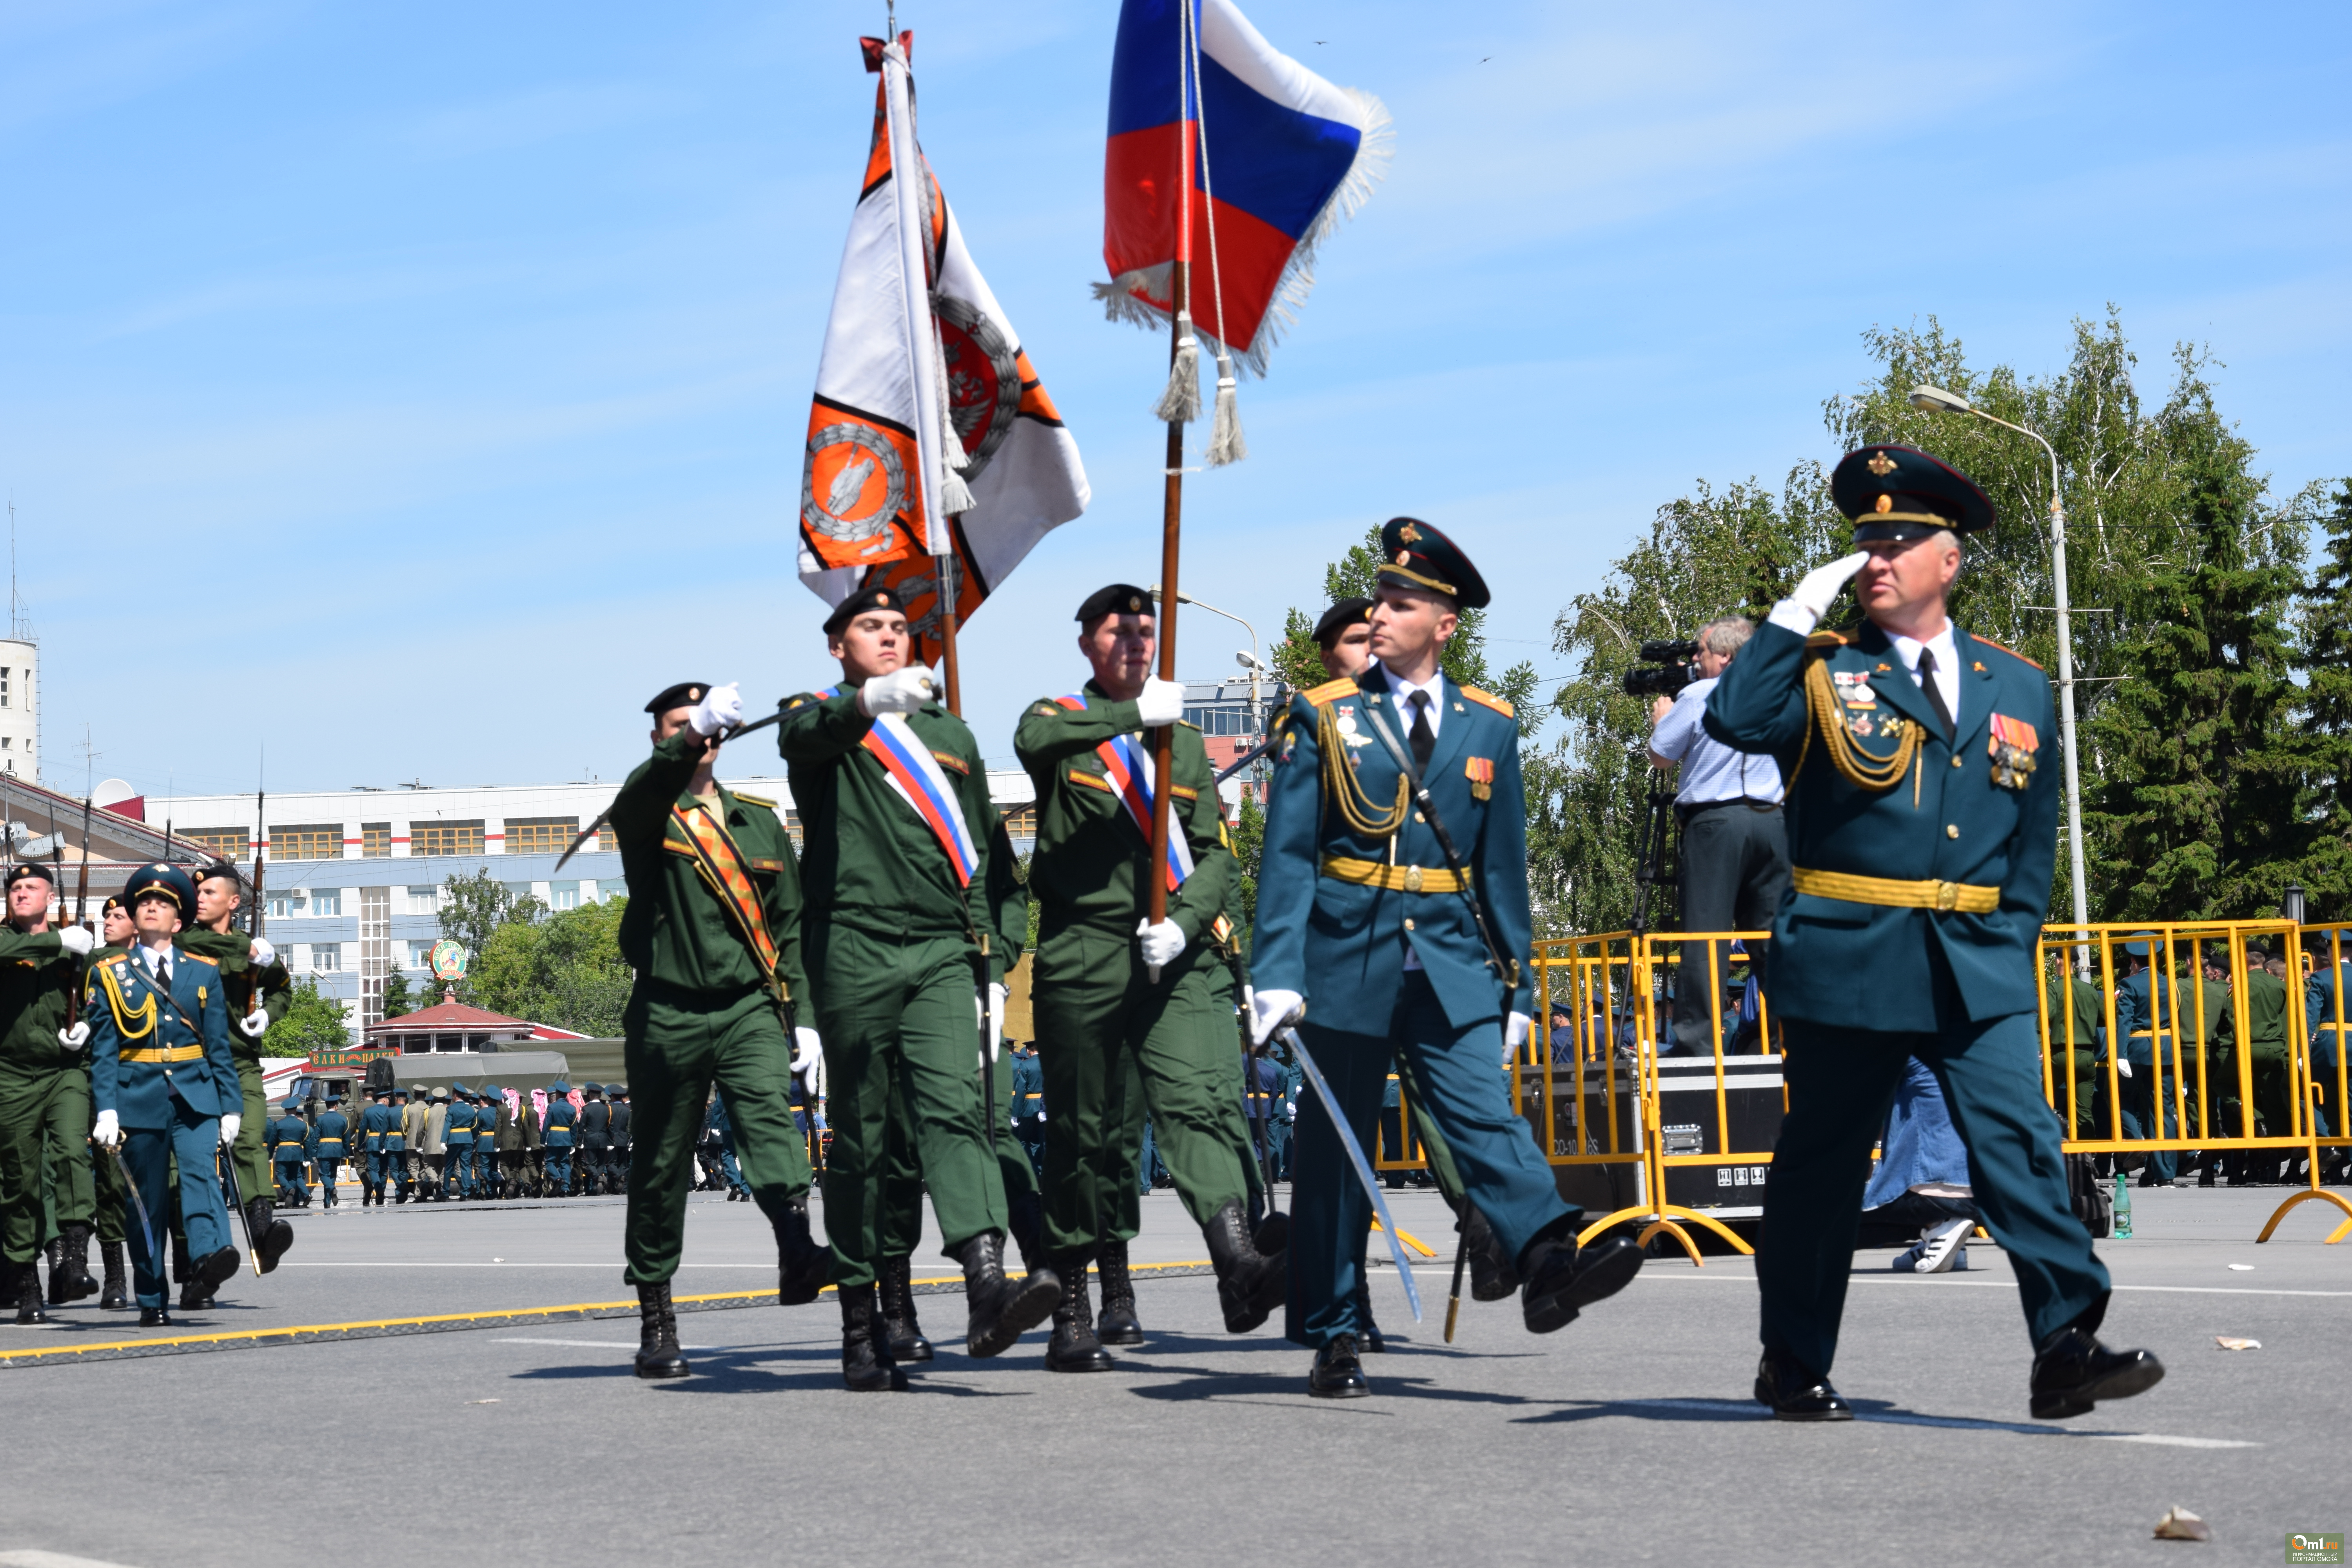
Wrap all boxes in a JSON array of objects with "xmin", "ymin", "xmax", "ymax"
[
  {"xmin": 1279, "ymin": 1025, "xmax": 1421, "ymax": 1322},
  {"xmin": 553, "ymin": 706, "xmax": 791, "ymax": 873}
]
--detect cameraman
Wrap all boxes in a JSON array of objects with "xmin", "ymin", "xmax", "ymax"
[{"xmin": 1648, "ymin": 616, "xmax": 1788, "ymax": 1055}]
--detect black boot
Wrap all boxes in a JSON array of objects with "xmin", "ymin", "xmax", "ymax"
[
  {"xmin": 840, "ymin": 1281, "xmax": 907, "ymax": 1392},
  {"xmin": 1308, "ymin": 1333, "xmax": 1369, "ymax": 1399},
  {"xmin": 1095, "ymin": 1240, "xmax": 1143, "ymax": 1346},
  {"xmin": 1354, "ymin": 1277, "xmax": 1385, "ymax": 1353},
  {"xmin": 10, "ymin": 1259, "xmax": 45, "ymax": 1325},
  {"xmin": 1519, "ymin": 1230, "xmax": 1644, "ymax": 1334},
  {"xmin": 1755, "ymin": 1347, "xmax": 1853, "ymax": 1421},
  {"xmin": 1203, "ymin": 1199, "xmax": 1285, "ymax": 1333},
  {"xmin": 1044, "ymin": 1252, "xmax": 1114, "ymax": 1372},
  {"xmin": 248, "ymin": 1199, "xmax": 294, "ymax": 1274},
  {"xmin": 773, "ymin": 1195, "xmax": 828, "ymax": 1307},
  {"xmin": 955, "ymin": 1232, "xmax": 1060, "ymax": 1359},
  {"xmin": 878, "ymin": 1254, "xmax": 934, "ymax": 1363},
  {"xmin": 1006, "ymin": 1189, "xmax": 1047, "ymax": 1278},
  {"xmin": 2030, "ymin": 1325, "xmax": 2165, "ymax": 1419},
  {"xmin": 52, "ymin": 1223, "xmax": 97, "ymax": 1305},
  {"xmin": 41, "ymin": 1240, "xmax": 64, "ymax": 1306},
  {"xmin": 1460, "ymin": 1201, "xmax": 1520, "ymax": 1302},
  {"xmin": 99, "ymin": 1241, "xmax": 129, "ymax": 1310},
  {"xmin": 633, "ymin": 1281, "xmax": 690, "ymax": 1378}
]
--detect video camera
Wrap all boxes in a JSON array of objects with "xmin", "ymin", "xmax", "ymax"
[{"xmin": 1621, "ymin": 639, "xmax": 1702, "ymax": 701}]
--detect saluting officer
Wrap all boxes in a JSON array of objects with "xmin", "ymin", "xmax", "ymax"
[
  {"xmin": 779, "ymin": 586, "xmax": 1057, "ymax": 1390},
  {"xmin": 613, "ymin": 681, "xmax": 828, "ymax": 1381},
  {"xmin": 85, "ymin": 864, "xmax": 243, "ymax": 1327},
  {"xmin": 1705, "ymin": 444, "xmax": 2161, "ymax": 1421},
  {"xmin": 1252, "ymin": 519, "xmax": 1642, "ymax": 1398},
  {"xmin": 1, "ymin": 862, "xmax": 100, "ymax": 1322},
  {"xmin": 183, "ymin": 862, "xmax": 294, "ymax": 1266},
  {"xmin": 1017, "ymin": 583, "xmax": 1285, "ymax": 1373}
]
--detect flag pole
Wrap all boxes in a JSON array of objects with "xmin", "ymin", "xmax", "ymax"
[
  {"xmin": 1146, "ymin": 258, "xmax": 1188, "ymax": 938},
  {"xmin": 937, "ymin": 546, "xmax": 962, "ymax": 717}
]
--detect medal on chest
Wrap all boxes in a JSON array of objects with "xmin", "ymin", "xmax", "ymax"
[{"xmin": 1989, "ymin": 713, "xmax": 2038, "ymax": 790}]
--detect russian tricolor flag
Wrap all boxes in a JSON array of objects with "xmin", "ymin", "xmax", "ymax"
[{"xmin": 1099, "ymin": 0, "xmax": 1389, "ymax": 372}]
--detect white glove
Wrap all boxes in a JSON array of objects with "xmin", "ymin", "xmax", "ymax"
[
  {"xmin": 238, "ymin": 1009, "xmax": 270, "ymax": 1040},
  {"xmin": 985, "ymin": 982, "xmax": 1005, "ymax": 1065},
  {"xmin": 1136, "ymin": 918, "xmax": 1187, "ymax": 970},
  {"xmin": 93, "ymin": 1109, "xmax": 121, "ymax": 1148},
  {"xmin": 1135, "ymin": 677, "xmax": 1185, "ymax": 728},
  {"xmin": 249, "ymin": 936, "xmax": 276, "ymax": 967},
  {"xmin": 58, "ymin": 1020, "xmax": 89, "ymax": 1053},
  {"xmin": 58, "ymin": 924, "xmax": 94, "ymax": 957},
  {"xmin": 220, "ymin": 1113, "xmax": 241, "ymax": 1145},
  {"xmin": 1770, "ymin": 551, "xmax": 1869, "ymax": 633},
  {"xmin": 689, "ymin": 681, "xmax": 744, "ymax": 737},
  {"xmin": 2116, "ymin": 1058, "xmax": 2133, "ymax": 1079},
  {"xmin": 858, "ymin": 666, "xmax": 935, "ymax": 718},
  {"xmin": 1250, "ymin": 988, "xmax": 1303, "ymax": 1047},
  {"xmin": 1505, "ymin": 1011, "xmax": 1532, "ymax": 1063},
  {"xmin": 791, "ymin": 1027, "xmax": 822, "ymax": 1076}
]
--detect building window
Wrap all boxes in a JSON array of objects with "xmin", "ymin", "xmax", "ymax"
[
  {"xmin": 407, "ymin": 885, "xmax": 440, "ymax": 916},
  {"xmin": 412, "ymin": 820, "xmax": 484, "ymax": 858},
  {"xmin": 410, "ymin": 939, "xmax": 438, "ymax": 967},
  {"xmin": 0, "ymin": 667, "xmax": 9, "ymax": 707},
  {"xmin": 312, "ymin": 943, "xmax": 341, "ymax": 972},
  {"xmin": 503, "ymin": 882, "xmax": 536, "ymax": 906},
  {"xmin": 184, "ymin": 828, "xmax": 249, "ymax": 862},
  {"xmin": 268, "ymin": 891, "xmax": 294, "ymax": 920},
  {"xmin": 360, "ymin": 886, "xmax": 389, "ymax": 1027},
  {"xmin": 361, "ymin": 823, "xmax": 392, "ymax": 858},
  {"xmin": 311, "ymin": 889, "xmax": 342, "ymax": 918},
  {"xmin": 272, "ymin": 824, "xmax": 342, "ymax": 861},
  {"xmin": 599, "ymin": 820, "xmax": 625, "ymax": 852},
  {"xmin": 599, "ymin": 879, "xmax": 628, "ymax": 902},
  {"xmin": 503, "ymin": 817, "xmax": 577, "ymax": 856},
  {"xmin": 551, "ymin": 884, "xmax": 579, "ymax": 911},
  {"xmin": 1000, "ymin": 805, "xmax": 1037, "ymax": 837}
]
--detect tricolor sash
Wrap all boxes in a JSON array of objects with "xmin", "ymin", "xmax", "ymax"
[
  {"xmin": 818, "ymin": 688, "xmax": 981, "ymax": 887},
  {"xmin": 1055, "ymin": 693, "xmax": 1194, "ymax": 892},
  {"xmin": 667, "ymin": 803, "xmax": 785, "ymax": 993}
]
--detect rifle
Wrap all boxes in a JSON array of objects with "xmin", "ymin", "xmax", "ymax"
[
  {"xmin": 554, "ymin": 706, "xmax": 791, "ymax": 873},
  {"xmin": 73, "ymin": 795, "xmax": 94, "ymax": 929},
  {"xmin": 244, "ymin": 789, "xmax": 269, "ymax": 1030},
  {"xmin": 47, "ymin": 798, "xmax": 76, "ymax": 1026}
]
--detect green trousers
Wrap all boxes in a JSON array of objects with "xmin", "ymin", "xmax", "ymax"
[
  {"xmin": 878, "ymin": 1043, "xmax": 1037, "ymax": 1261},
  {"xmin": 621, "ymin": 980, "xmax": 811, "ymax": 1287},
  {"xmin": 1032, "ymin": 924, "xmax": 1250, "ymax": 1254},
  {"xmin": 811, "ymin": 923, "xmax": 1005, "ymax": 1289},
  {"xmin": 2, "ymin": 1063, "xmax": 94, "ymax": 1263},
  {"xmin": 231, "ymin": 1057, "xmax": 271, "ymax": 1209}
]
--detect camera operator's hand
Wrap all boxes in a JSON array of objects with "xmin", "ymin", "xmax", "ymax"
[
  {"xmin": 1648, "ymin": 695, "xmax": 1675, "ymax": 726},
  {"xmin": 1770, "ymin": 551, "xmax": 1869, "ymax": 633}
]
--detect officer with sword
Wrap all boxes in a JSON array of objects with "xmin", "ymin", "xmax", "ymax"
[{"xmin": 1250, "ymin": 518, "xmax": 1646, "ymax": 1397}]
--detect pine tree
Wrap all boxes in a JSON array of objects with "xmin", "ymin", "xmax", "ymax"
[{"xmin": 2291, "ymin": 481, "xmax": 2352, "ymax": 915}]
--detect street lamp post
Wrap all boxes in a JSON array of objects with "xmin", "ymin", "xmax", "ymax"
[
  {"xmin": 1907, "ymin": 385, "xmax": 2090, "ymax": 943},
  {"xmin": 1149, "ymin": 585, "xmax": 1265, "ymax": 802}
]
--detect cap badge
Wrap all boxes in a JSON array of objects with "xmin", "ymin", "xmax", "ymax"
[
  {"xmin": 1127, "ymin": 595, "xmax": 1142, "ymax": 612},
  {"xmin": 1398, "ymin": 522, "xmax": 1422, "ymax": 544},
  {"xmin": 1874, "ymin": 494, "xmax": 1893, "ymax": 514},
  {"xmin": 1394, "ymin": 550, "xmax": 1411, "ymax": 566},
  {"xmin": 1867, "ymin": 451, "xmax": 1898, "ymax": 476},
  {"xmin": 688, "ymin": 686, "xmax": 703, "ymax": 701}
]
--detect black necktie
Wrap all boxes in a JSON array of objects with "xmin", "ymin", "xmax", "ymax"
[
  {"xmin": 1917, "ymin": 648, "xmax": 1955, "ymax": 742},
  {"xmin": 1407, "ymin": 691, "xmax": 1434, "ymax": 771}
]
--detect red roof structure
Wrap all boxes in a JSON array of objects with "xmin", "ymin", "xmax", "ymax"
[{"xmin": 364, "ymin": 999, "xmax": 592, "ymax": 1053}]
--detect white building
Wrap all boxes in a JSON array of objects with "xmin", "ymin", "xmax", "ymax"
[{"xmin": 0, "ymin": 636, "xmax": 36, "ymax": 780}]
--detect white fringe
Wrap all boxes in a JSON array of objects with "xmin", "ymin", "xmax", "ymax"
[
  {"xmin": 1205, "ymin": 344, "xmax": 1246, "ymax": 466},
  {"xmin": 1153, "ymin": 310, "xmax": 1201, "ymax": 423},
  {"xmin": 1086, "ymin": 91, "xmax": 1392, "ymax": 381},
  {"xmin": 939, "ymin": 465, "xmax": 975, "ymax": 515}
]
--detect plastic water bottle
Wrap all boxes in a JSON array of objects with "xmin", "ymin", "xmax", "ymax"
[{"xmin": 2113, "ymin": 1171, "xmax": 2133, "ymax": 1239}]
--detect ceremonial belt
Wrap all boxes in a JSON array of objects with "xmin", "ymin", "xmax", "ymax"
[
  {"xmin": 816, "ymin": 688, "xmax": 980, "ymax": 887},
  {"xmin": 1319, "ymin": 855, "xmax": 1472, "ymax": 895},
  {"xmin": 118, "ymin": 1043, "xmax": 204, "ymax": 1065},
  {"xmin": 1055, "ymin": 694, "xmax": 1194, "ymax": 892},
  {"xmin": 1791, "ymin": 867, "xmax": 1998, "ymax": 913},
  {"xmin": 668, "ymin": 802, "xmax": 786, "ymax": 996}
]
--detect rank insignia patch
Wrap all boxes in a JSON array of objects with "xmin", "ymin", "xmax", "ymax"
[{"xmin": 1465, "ymin": 756, "xmax": 1494, "ymax": 801}]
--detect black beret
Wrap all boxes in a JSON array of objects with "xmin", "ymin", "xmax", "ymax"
[
  {"xmin": 194, "ymin": 859, "xmax": 243, "ymax": 888},
  {"xmin": 1076, "ymin": 583, "xmax": 1154, "ymax": 624},
  {"xmin": 1313, "ymin": 597, "xmax": 1374, "ymax": 647},
  {"xmin": 101, "ymin": 895, "xmax": 125, "ymax": 915},
  {"xmin": 644, "ymin": 682, "xmax": 711, "ymax": 716},
  {"xmin": 823, "ymin": 584, "xmax": 910, "ymax": 638},
  {"xmin": 1831, "ymin": 445, "xmax": 1996, "ymax": 541},
  {"xmin": 4, "ymin": 862, "xmax": 52, "ymax": 889},
  {"xmin": 1375, "ymin": 517, "xmax": 1490, "ymax": 610}
]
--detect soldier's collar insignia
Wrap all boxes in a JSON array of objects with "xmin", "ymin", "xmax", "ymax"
[{"xmin": 1867, "ymin": 451, "xmax": 1898, "ymax": 476}]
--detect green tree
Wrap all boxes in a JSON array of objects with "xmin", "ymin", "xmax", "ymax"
[
  {"xmin": 436, "ymin": 867, "xmax": 544, "ymax": 1004},
  {"xmin": 381, "ymin": 968, "xmax": 416, "ymax": 1019},
  {"xmin": 2292, "ymin": 482, "xmax": 2352, "ymax": 914},
  {"xmin": 263, "ymin": 977, "xmax": 352, "ymax": 1055},
  {"xmin": 1228, "ymin": 787, "xmax": 1265, "ymax": 939},
  {"xmin": 470, "ymin": 896, "xmax": 633, "ymax": 1036}
]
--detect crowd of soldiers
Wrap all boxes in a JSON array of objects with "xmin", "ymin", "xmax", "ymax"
[{"xmin": 260, "ymin": 1080, "xmax": 639, "ymax": 1207}]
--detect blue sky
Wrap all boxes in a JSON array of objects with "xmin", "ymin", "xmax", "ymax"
[{"xmin": 4, "ymin": 0, "xmax": 2347, "ymax": 796}]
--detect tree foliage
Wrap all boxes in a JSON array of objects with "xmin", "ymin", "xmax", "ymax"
[
  {"xmin": 470, "ymin": 896, "xmax": 633, "ymax": 1038},
  {"xmin": 2294, "ymin": 483, "xmax": 2352, "ymax": 911},
  {"xmin": 435, "ymin": 867, "xmax": 545, "ymax": 1005},
  {"xmin": 381, "ymin": 968, "xmax": 416, "ymax": 1019},
  {"xmin": 263, "ymin": 976, "xmax": 353, "ymax": 1055}
]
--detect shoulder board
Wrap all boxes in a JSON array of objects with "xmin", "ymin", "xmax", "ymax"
[
  {"xmin": 1303, "ymin": 677, "xmax": 1358, "ymax": 707},
  {"xmin": 1178, "ymin": 719, "xmax": 1200, "ymax": 732},
  {"xmin": 1460, "ymin": 686, "xmax": 1514, "ymax": 719},
  {"xmin": 733, "ymin": 791, "xmax": 779, "ymax": 809},
  {"xmin": 95, "ymin": 951, "xmax": 129, "ymax": 969},
  {"xmin": 1967, "ymin": 634, "xmax": 2043, "ymax": 671},
  {"xmin": 183, "ymin": 951, "xmax": 220, "ymax": 967},
  {"xmin": 1804, "ymin": 629, "xmax": 1850, "ymax": 653},
  {"xmin": 1029, "ymin": 700, "xmax": 1065, "ymax": 719},
  {"xmin": 782, "ymin": 691, "xmax": 821, "ymax": 711}
]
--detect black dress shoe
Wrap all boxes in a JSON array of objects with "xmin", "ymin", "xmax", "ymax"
[
  {"xmin": 2030, "ymin": 1327, "xmax": 2164, "ymax": 1419},
  {"xmin": 1520, "ymin": 1233, "xmax": 1644, "ymax": 1334},
  {"xmin": 195, "ymin": 1245, "xmax": 242, "ymax": 1292},
  {"xmin": 1754, "ymin": 1348, "xmax": 1853, "ymax": 1421},
  {"xmin": 1461, "ymin": 1202, "xmax": 1520, "ymax": 1303},
  {"xmin": 1307, "ymin": 1335, "xmax": 1370, "ymax": 1399},
  {"xmin": 138, "ymin": 1306, "xmax": 173, "ymax": 1328}
]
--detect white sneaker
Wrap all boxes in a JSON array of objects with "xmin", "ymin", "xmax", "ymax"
[{"xmin": 1899, "ymin": 1217, "xmax": 1975, "ymax": 1274}]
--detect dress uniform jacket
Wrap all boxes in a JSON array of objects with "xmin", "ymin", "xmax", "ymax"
[
  {"xmin": 86, "ymin": 948, "xmax": 237, "ymax": 1126},
  {"xmin": 308, "ymin": 1108, "xmax": 350, "ymax": 1162},
  {"xmin": 1253, "ymin": 668, "xmax": 1534, "ymax": 1031},
  {"xmin": 270, "ymin": 1112, "xmax": 310, "ymax": 1163},
  {"xmin": 1702, "ymin": 618, "xmax": 2057, "ymax": 1027}
]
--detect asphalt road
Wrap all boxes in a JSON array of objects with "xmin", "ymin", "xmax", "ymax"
[{"xmin": 2, "ymin": 1181, "xmax": 2345, "ymax": 1567}]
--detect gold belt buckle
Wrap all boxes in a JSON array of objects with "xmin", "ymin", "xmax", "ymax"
[
  {"xmin": 1404, "ymin": 865, "xmax": 1424, "ymax": 894},
  {"xmin": 1934, "ymin": 880, "xmax": 1958, "ymax": 912}
]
